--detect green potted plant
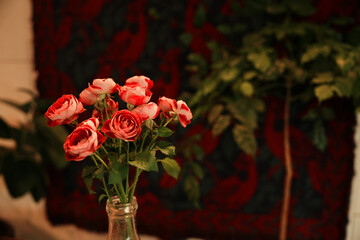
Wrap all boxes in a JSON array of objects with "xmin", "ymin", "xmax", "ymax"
[{"xmin": 186, "ymin": 0, "xmax": 360, "ymax": 239}]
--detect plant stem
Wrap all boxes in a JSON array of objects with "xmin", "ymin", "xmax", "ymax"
[
  {"xmin": 164, "ymin": 115, "xmax": 176, "ymax": 127},
  {"xmin": 126, "ymin": 142, "xmax": 130, "ymax": 196},
  {"xmin": 93, "ymin": 153, "xmax": 109, "ymax": 171},
  {"xmin": 129, "ymin": 168, "xmax": 142, "ymax": 202},
  {"xmin": 279, "ymin": 78, "xmax": 293, "ymax": 240}
]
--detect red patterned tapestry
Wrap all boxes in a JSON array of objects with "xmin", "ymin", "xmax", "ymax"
[{"xmin": 32, "ymin": 0, "xmax": 358, "ymax": 239}]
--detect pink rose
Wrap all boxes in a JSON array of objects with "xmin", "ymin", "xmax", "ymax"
[
  {"xmin": 80, "ymin": 78, "xmax": 118, "ymax": 105},
  {"xmin": 92, "ymin": 98, "xmax": 119, "ymax": 119},
  {"xmin": 45, "ymin": 94, "xmax": 84, "ymax": 127},
  {"xmin": 132, "ymin": 102, "xmax": 160, "ymax": 122},
  {"xmin": 101, "ymin": 110, "xmax": 142, "ymax": 141},
  {"xmin": 124, "ymin": 75, "xmax": 153, "ymax": 90},
  {"xmin": 119, "ymin": 85, "xmax": 152, "ymax": 105},
  {"xmin": 63, "ymin": 118, "xmax": 106, "ymax": 161},
  {"xmin": 158, "ymin": 96, "xmax": 177, "ymax": 118},
  {"xmin": 175, "ymin": 100, "xmax": 193, "ymax": 128},
  {"xmin": 158, "ymin": 97, "xmax": 193, "ymax": 127}
]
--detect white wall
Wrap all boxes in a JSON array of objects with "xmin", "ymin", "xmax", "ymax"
[{"xmin": 0, "ymin": 0, "xmax": 37, "ymax": 127}]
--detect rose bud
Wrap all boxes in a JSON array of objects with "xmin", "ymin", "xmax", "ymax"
[
  {"xmin": 119, "ymin": 85, "xmax": 152, "ymax": 106},
  {"xmin": 158, "ymin": 96, "xmax": 177, "ymax": 118},
  {"xmin": 92, "ymin": 98, "xmax": 119, "ymax": 119},
  {"xmin": 101, "ymin": 110, "xmax": 142, "ymax": 141},
  {"xmin": 124, "ymin": 75, "xmax": 153, "ymax": 90},
  {"xmin": 132, "ymin": 102, "xmax": 160, "ymax": 122},
  {"xmin": 45, "ymin": 94, "xmax": 84, "ymax": 127},
  {"xmin": 175, "ymin": 100, "xmax": 193, "ymax": 128},
  {"xmin": 80, "ymin": 78, "xmax": 118, "ymax": 105},
  {"xmin": 63, "ymin": 118, "xmax": 106, "ymax": 161}
]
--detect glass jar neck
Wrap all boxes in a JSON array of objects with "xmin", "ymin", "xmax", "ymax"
[{"xmin": 106, "ymin": 196, "xmax": 138, "ymax": 218}]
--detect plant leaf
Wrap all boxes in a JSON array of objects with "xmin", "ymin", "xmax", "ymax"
[
  {"xmin": 208, "ymin": 104, "xmax": 224, "ymax": 124},
  {"xmin": 212, "ymin": 114, "xmax": 231, "ymax": 136},
  {"xmin": 160, "ymin": 158, "xmax": 180, "ymax": 179},
  {"xmin": 232, "ymin": 124, "xmax": 257, "ymax": 156},
  {"xmin": 156, "ymin": 126, "xmax": 174, "ymax": 137},
  {"xmin": 130, "ymin": 152, "xmax": 158, "ymax": 172}
]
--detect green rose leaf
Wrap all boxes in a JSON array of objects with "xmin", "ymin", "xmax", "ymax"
[
  {"xmin": 108, "ymin": 162, "xmax": 128, "ymax": 184},
  {"xmin": 82, "ymin": 165, "xmax": 97, "ymax": 177},
  {"xmin": 156, "ymin": 142, "xmax": 176, "ymax": 157},
  {"xmin": 93, "ymin": 165, "xmax": 105, "ymax": 179},
  {"xmin": 160, "ymin": 158, "xmax": 180, "ymax": 179},
  {"xmin": 156, "ymin": 126, "xmax": 174, "ymax": 137},
  {"xmin": 83, "ymin": 175, "xmax": 95, "ymax": 195},
  {"xmin": 130, "ymin": 152, "xmax": 158, "ymax": 172}
]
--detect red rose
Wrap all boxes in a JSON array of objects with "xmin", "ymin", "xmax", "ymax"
[
  {"xmin": 124, "ymin": 75, "xmax": 153, "ymax": 90},
  {"xmin": 118, "ymin": 76, "xmax": 153, "ymax": 105},
  {"xmin": 119, "ymin": 85, "xmax": 152, "ymax": 106},
  {"xmin": 63, "ymin": 118, "xmax": 106, "ymax": 161},
  {"xmin": 175, "ymin": 100, "xmax": 193, "ymax": 128},
  {"xmin": 45, "ymin": 94, "xmax": 84, "ymax": 127},
  {"xmin": 92, "ymin": 98, "xmax": 119, "ymax": 119},
  {"xmin": 158, "ymin": 96, "xmax": 177, "ymax": 118},
  {"xmin": 158, "ymin": 97, "xmax": 193, "ymax": 127},
  {"xmin": 79, "ymin": 78, "xmax": 118, "ymax": 105},
  {"xmin": 101, "ymin": 110, "xmax": 142, "ymax": 141},
  {"xmin": 132, "ymin": 102, "xmax": 160, "ymax": 122}
]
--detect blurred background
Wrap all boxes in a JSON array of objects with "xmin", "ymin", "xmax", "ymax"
[{"xmin": 1, "ymin": 0, "xmax": 360, "ymax": 239}]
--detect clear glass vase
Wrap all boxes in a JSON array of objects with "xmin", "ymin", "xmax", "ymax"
[{"xmin": 106, "ymin": 196, "xmax": 140, "ymax": 240}]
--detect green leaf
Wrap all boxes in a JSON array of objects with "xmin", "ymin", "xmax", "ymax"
[
  {"xmin": 247, "ymin": 51, "xmax": 271, "ymax": 73},
  {"xmin": 190, "ymin": 162, "xmax": 204, "ymax": 179},
  {"xmin": 3, "ymin": 157, "xmax": 47, "ymax": 200},
  {"xmin": 220, "ymin": 67, "xmax": 239, "ymax": 82},
  {"xmin": 98, "ymin": 194, "xmax": 107, "ymax": 203},
  {"xmin": 179, "ymin": 32, "xmax": 192, "ymax": 46},
  {"xmin": 183, "ymin": 175, "xmax": 200, "ymax": 206},
  {"xmin": 130, "ymin": 152, "xmax": 158, "ymax": 172},
  {"xmin": 240, "ymin": 82, "xmax": 254, "ymax": 97},
  {"xmin": 83, "ymin": 175, "xmax": 95, "ymax": 194},
  {"xmin": 288, "ymin": 2, "xmax": 315, "ymax": 16},
  {"xmin": 108, "ymin": 162, "xmax": 128, "ymax": 184},
  {"xmin": 160, "ymin": 158, "xmax": 180, "ymax": 179},
  {"xmin": 156, "ymin": 126, "xmax": 174, "ymax": 137},
  {"xmin": 192, "ymin": 144, "xmax": 205, "ymax": 161},
  {"xmin": 312, "ymin": 72, "xmax": 334, "ymax": 84},
  {"xmin": 194, "ymin": 4, "xmax": 206, "ymax": 28},
  {"xmin": 156, "ymin": 144, "xmax": 176, "ymax": 157},
  {"xmin": 208, "ymin": 104, "xmax": 224, "ymax": 124},
  {"xmin": 335, "ymin": 77, "xmax": 354, "ymax": 97},
  {"xmin": 82, "ymin": 165, "xmax": 97, "ymax": 177},
  {"xmin": 0, "ymin": 99, "xmax": 32, "ymax": 113},
  {"xmin": 243, "ymin": 71, "xmax": 258, "ymax": 80},
  {"xmin": 0, "ymin": 118, "xmax": 11, "ymax": 138},
  {"xmin": 301, "ymin": 45, "xmax": 331, "ymax": 64},
  {"xmin": 93, "ymin": 165, "xmax": 105, "ymax": 179},
  {"xmin": 212, "ymin": 114, "xmax": 231, "ymax": 136},
  {"xmin": 233, "ymin": 124, "xmax": 257, "ymax": 156},
  {"xmin": 314, "ymin": 85, "xmax": 335, "ymax": 102},
  {"xmin": 266, "ymin": 3, "xmax": 286, "ymax": 14},
  {"xmin": 312, "ymin": 120, "xmax": 327, "ymax": 151}
]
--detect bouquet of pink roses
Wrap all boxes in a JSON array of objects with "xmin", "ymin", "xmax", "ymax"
[{"xmin": 45, "ymin": 76, "xmax": 192, "ymax": 204}]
